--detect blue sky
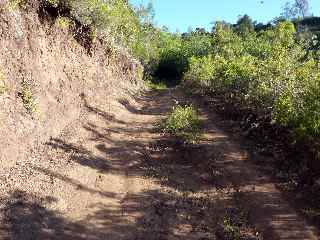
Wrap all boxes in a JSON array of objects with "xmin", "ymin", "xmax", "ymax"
[{"xmin": 129, "ymin": 0, "xmax": 320, "ymax": 32}]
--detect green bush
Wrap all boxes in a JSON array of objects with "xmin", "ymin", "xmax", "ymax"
[
  {"xmin": 151, "ymin": 29, "xmax": 213, "ymax": 83},
  {"xmin": 56, "ymin": 16, "xmax": 70, "ymax": 29},
  {"xmin": 163, "ymin": 105, "xmax": 201, "ymax": 143},
  {"xmin": 7, "ymin": 0, "xmax": 27, "ymax": 10},
  {"xmin": 183, "ymin": 55, "xmax": 216, "ymax": 89},
  {"xmin": 43, "ymin": 0, "xmax": 159, "ymax": 64},
  {"xmin": 153, "ymin": 32, "xmax": 186, "ymax": 81},
  {"xmin": 183, "ymin": 20, "xmax": 320, "ymax": 139}
]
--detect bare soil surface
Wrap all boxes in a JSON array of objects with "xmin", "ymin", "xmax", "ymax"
[{"xmin": 0, "ymin": 87, "xmax": 319, "ymax": 240}]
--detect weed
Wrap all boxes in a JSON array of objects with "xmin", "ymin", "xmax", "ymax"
[
  {"xmin": 145, "ymin": 80, "xmax": 167, "ymax": 90},
  {"xmin": 221, "ymin": 206, "xmax": 251, "ymax": 240},
  {"xmin": 56, "ymin": 16, "xmax": 70, "ymax": 29},
  {"xmin": 218, "ymin": 192, "xmax": 262, "ymax": 240},
  {"xmin": 19, "ymin": 81, "xmax": 38, "ymax": 115},
  {"xmin": 163, "ymin": 105, "xmax": 201, "ymax": 144},
  {"xmin": 222, "ymin": 214, "xmax": 243, "ymax": 240},
  {"xmin": 7, "ymin": 0, "xmax": 27, "ymax": 10},
  {"xmin": 45, "ymin": 0, "xmax": 59, "ymax": 7}
]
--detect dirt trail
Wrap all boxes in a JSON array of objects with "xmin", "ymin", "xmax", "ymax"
[{"xmin": 0, "ymin": 88, "xmax": 318, "ymax": 240}]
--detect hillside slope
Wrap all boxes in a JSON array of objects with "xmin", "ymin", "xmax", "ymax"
[
  {"xmin": 0, "ymin": 2, "xmax": 143, "ymax": 237},
  {"xmin": 0, "ymin": 1, "xmax": 141, "ymax": 172}
]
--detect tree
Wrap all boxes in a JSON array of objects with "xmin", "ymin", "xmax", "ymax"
[
  {"xmin": 254, "ymin": 22, "xmax": 272, "ymax": 32},
  {"xmin": 281, "ymin": 0, "xmax": 309, "ymax": 19},
  {"xmin": 194, "ymin": 27, "xmax": 207, "ymax": 35},
  {"xmin": 295, "ymin": 0, "xmax": 309, "ymax": 18},
  {"xmin": 281, "ymin": 2, "xmax": 297, "ymax": 19},
  {"xmin": 235, "ymin": 14, "xmax": 254, "ymax": 36},
  {"xmin": 134, "ymin": 1, "xmax": 155, "ymax": 25}
]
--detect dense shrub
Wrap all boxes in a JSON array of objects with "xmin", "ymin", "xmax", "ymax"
[
  {"xmin": 184, "ymin": 21, "xmax": 320, "ymax": 139},
  {"xmin": 41, "ymin": 0, "xmax": 161, "ymax": 65},
  {"xmin": 152, "ymin": 29, "xmax": 212, "ymax": 84},
  {"xmin": 154, "ymin": 32, "xmax": 185, "ymax": 81}
]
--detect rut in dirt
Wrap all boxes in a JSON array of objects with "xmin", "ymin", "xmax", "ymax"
[{"xmin": 1, "ymin": 88, "xmax": 319, "ymax": 240}]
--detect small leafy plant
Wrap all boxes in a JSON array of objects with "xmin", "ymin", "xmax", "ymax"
[
  {"xmin": 20, "ymin": 81, "xmax": 38, "ymax": 115},
  {"xmin": 219, "ymin": 205, "xmax": 261, "ymax": 240},
  {"xmin": 163, "ymin": 105, "xmax": 201, "ymax": 144},
  {"xmin": 222, "ymin": 214, "xmax": 242, "ymax": 240},
  {"xmin": 7, "ymin": 0, "xmax": 27, "ymax": 10},
  {"xmin": 56, "ymin": 17, "xmax": 71, "ymax": 29},
  {"xmin": 145, "ymin": 80, "xmax": 167, "ymax": 90}
]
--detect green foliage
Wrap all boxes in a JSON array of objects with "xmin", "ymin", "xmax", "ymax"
[
  {"xmin": 152, "ymin": 29, "xmax": 212, "ymax": 83},
  {"xmin": 222, "ymin": 216, "xmax": 242, "ymax": 240},
  {"xmin": 7, "ymin": 0, "xmax": 27, "ymax": 10},
  {"xmin": 163, "ymin": 105, "xmax": 201, "ymax": 143},
  {"xmin": 43, "ymin": 0, "xmax": 160, "ymax": 67},
  {"xmin": 155, "ymin": 32, "xmax": 185, "ymax": 80},
  {"xmin": 58, "ymin": 0, "xmax": 141, "ymax": 50},
  {"xmin": 221, "ymin": 206, "xmax": 253, "ymax": 240},
  {"xmin": 56, "ymin": 16, "xmax": 70, "ymax": 29},
  {"xmin": 235, "ymin": 14, "xmax": 255, "ymax": 36},
  {"xmin": 184, "ymin": 55, "xmax": 216, "ymax": 89},
  {"xmin": 183, "ymin": 20, "xmax": 320, "ymax": 139},
  {"xmin": 20, "ymin": 81, "xmax": 38, "ymax": 114},
  {"xmin": 145, "ymin": 80, "xmax": 167, "ymax": 90},
  {"xmin": 46, "ymin": 0, "xmax": 59, "ymax": 7},
  {"xmin": 37, "ymin": 0, "xmax": 320, "ymax": 141}
]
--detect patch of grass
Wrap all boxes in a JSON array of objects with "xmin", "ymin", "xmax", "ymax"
[
  {"xmin": 145, "ymin": 80, "xmax": 167, "ymax": 90},
  {"xmin": 56, "ymin": 16, "xmax": 71, "ymax": 29},
  {"xmin": 19, "ymin": 81, "xmax": 38, "ymax": 115},
  {"xmin": 7, "ymin": 0, "xmax": 27, "ymax": 10},
  {"xmin": 163, "ymin": 105, "xmax": 201, "ymax": 144}
]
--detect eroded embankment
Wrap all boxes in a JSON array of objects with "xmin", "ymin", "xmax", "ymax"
[
  {"xmin": 0, "ymin": 2, "xmax": 142, "ymax": 237},
  {"xmin": 0, "ymin": 1, "xmax": 141, "ymax": 175}
]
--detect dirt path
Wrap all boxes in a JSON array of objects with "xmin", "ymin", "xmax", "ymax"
[{"xmin": 0, "ymin": 88, "xmax": 318, "ymax": 240}]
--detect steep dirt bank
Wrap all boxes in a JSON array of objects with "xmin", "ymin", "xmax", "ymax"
[
  {"xmin": 0, "ymin": 1, "xmax": 141, "ymax": 171},
  {"xmin": 0, "ymin": 3, "xmax": 143, "ymax": 238}
]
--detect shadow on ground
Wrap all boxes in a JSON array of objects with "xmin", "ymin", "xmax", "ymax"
[{"xmin": 3, "ymin": 89, "xmax": 317, "ymax": 240}]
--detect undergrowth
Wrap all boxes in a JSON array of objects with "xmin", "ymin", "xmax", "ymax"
[
  {"xmin": 56, "ymin": 16, "xmax": 70, "ymax": 29},
  {"xmin": 7, "ymin": 0, "xmax": 27, "ymax": 10},
  {"xmin": 162, "ymin": 105, "xmax": 201, "ymax": 144},
  {"xmin": 218, "ymin": 192, "xmax": 262, "ymax": 240},
  {"xmin": 19, "ymin": 81, "xmax": 38, "ymax": 115},
  {"xmin": 183, "ymin": 21, "xmax": 320, "ymax": 141},
  {"xmin": 145, "ymin": 79, "xmax": 167, "ymax": 90}
]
